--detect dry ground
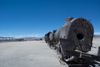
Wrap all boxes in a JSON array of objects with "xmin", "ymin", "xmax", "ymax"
[
  {"xmin": 0, "ymin": 38, "xmax": 100, "ymax": 67},
  {"xmin": 0, "ymin": 40, "xmax": 65, "ymax": 67},
  {"xmin": 88, "ymin": 38, "xmax": 100, "ymax": 55}
]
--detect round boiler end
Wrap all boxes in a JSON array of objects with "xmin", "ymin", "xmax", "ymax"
[{"xmin": 67, "ymin": 17, "xmax": 94, "ymax": 52}]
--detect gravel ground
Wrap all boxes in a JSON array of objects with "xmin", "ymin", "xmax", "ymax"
[
  {"xmin": 0, "ymin": 40, "xmax": 65, "ymax": 67},
  {"xmin": 88, "ymin": 38, "xmax": 100, "ymax": 55},
  {"xmin": 0, "ymin": 38, "xmax": 100, "ymax": 67}
]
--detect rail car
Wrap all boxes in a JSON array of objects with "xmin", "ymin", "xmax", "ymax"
[{"xmin": 45, "ymin": 17, "xmax": 100, "ymax": 67}]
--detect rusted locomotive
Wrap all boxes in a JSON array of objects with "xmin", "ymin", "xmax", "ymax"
[
  {"xmin": 46, "ymin": 17, "xmax": 94, "ymax": 51},
  {"xmin": 45, "ymin": 17, "xmax": 100, "ymax": 66},
  {"xmin": 44, "ymin": 32, "xmax": 51, "ymax": 43}
]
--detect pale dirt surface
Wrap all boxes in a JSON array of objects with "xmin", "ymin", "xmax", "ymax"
[
  {"xmin": 0, "ymin": 38, "xmax": 100, "ymax": 67},
  {"xmin": 0, "ymin": 41, "xmax": 65, "ymax": 67},
  {"xmin": 88, "ymin": 38, "xmax": 100, "ymax": 55}
]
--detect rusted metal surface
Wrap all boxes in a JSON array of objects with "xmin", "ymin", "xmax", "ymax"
[
  {"xmin": 46, "ymin": 17, "xmax": 94, "ymax": 52},
  {"xmin": 67, "ymin": 18, "xmax": 94, "ymax": 52},
  {"xmin": 45, "ymin": 17, "xmax": 94, "ymax": 52},
  {"xmin": 44, "ymin": 32, "xmax": 51, "ymax": 44},
  {"xmin": 47, "ymin": 30, "xmax": 57, "ymax": 48},
  {"xmin": 54, "ymin": 17, "xmax": 94, "ymax": 52},
  {"xmin": 49, "ymin": 32, "xmax": 53, "ymax": 41},
  {"xmin": 44, "ymin": 17, "xmax": 100, "ymax": 66}
]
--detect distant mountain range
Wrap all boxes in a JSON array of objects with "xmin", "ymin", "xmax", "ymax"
[{"xmin": 16, "ymin": 36, "xmax": 44, "ymax": 40}]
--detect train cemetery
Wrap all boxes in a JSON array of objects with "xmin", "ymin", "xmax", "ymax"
[
  {"xmin": 45, "ymin": 17, "xmax": 100, "ymax": 67},
  {"xmin": 0, "ymin": 17, "xmax": 100, "ymax": 67}
]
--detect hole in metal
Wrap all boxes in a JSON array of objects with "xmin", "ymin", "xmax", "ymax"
[{"xmin": 77, "ymin": 33, "xmax": 84, "ymax": 40}]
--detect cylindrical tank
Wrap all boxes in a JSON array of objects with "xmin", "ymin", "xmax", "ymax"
[
  {"xmin": 49, "ymin": 32, "xmax": 53, "ymax": 41},
  {"xmin": 54, "ymin": 17, "xmax": 94, "ymax": 52},
  {"xmin": 45, "ymin": 32, "xmax": 51, "ymax": 43},
  {"xmin": 49, "ymin": 30, "xmax": 57, "ymax": 41},
  {"xmin": 54, "ymin": 17, "xmax": 74, "ymax": 43}
]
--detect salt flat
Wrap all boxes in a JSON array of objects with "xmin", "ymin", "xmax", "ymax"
[
  {"xmin": 88, "ymin": 38, "xmax": 100, "ymax": 55},
  {"xmin": 0, "ymin": 41, "xmax": 65, "ymax": 67},
  {"xmin": 0, "ymin": 38, "xmax": 100, "ymax": 67}
]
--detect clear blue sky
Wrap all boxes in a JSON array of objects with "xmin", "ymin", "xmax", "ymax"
[{"xmin": 0, "ymin": 0, "xmax": 100, "ymax": 37}]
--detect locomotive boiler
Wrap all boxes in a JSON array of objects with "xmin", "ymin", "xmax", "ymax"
[
  {"xmin": 44, "ymin": 32, "xmax": 51, "ymax": 43},
  {"xmin": 45, "ymin": 17, "xmax": 100, "ymax": 66},
  {"xmin": 48, "ymin": 17, "xmax": 94, "ymax": 52}
]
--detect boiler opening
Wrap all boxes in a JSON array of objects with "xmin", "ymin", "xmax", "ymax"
[{"xmin": 77, "ymin": 33, "xmax": 84, "ymax": 40}]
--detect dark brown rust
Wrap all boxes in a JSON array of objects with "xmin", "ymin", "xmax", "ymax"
[
  {"xmin": 44, "ymin": 32, "xmax": 51, "ymax": 43},
  {"xmin": 45, "ymin": 17, "xmax": 94, "ymax": 52},
  {"xmin": 44, "ymin": 17, "xmax": 100, "ymax": 65},
  {"xmin": 53, "ymin": 17, "xmax": 94, "ymax": 52}
]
